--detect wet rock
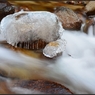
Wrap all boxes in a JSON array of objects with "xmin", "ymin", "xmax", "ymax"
[
  {"xmin": 11, "ymin": 79, "xmax": 72, "ymax": 94},
  {"xmin": 0, "ymin": 0, "xmax": 15, "ymax": 21},
  {"xmin": 54, "ymin": 6, "xmax": 82, "ymax": 30},
  {"xmin": 82, "ymin": 17, "xmax": 95, "ymax": 35},
  {"xmin": 84, "ymin": 1, "xmax": 95, "ymax": 17}
]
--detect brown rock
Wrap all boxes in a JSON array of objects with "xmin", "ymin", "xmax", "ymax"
[
  {"xmin": 11, "ymin": 79, "xmax": 73, "ymax": 94},
  {"xmin": 74, "ymin": 8, "xmax": 87, "ymax": 23},
  {"xmin": 84, "ymin": 1, "xmax": 95, "ymax": 16},
  {"xmin": 54, "ymin": 6, "xmax": 82, "ymax": 30},
  {"xmin": 82, "ymin": 18, "xmax": 95, "ymax": 35},
  {"xmin": 0, "ymin": 0, "xmax": 15, "ymax": 21}
]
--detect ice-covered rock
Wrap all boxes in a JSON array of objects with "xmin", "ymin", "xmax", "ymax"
[
  {"xmin": 43, "ymin": 39, "xmax": 66, "ymax": 58},
  {"xmin": 0, "ymin": 11, "xmax": 64, "ymax": 46}
]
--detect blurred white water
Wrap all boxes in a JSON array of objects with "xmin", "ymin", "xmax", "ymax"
[{"xmin": 0, "ymin": 25, "xmax": 95, "ymax": 94}]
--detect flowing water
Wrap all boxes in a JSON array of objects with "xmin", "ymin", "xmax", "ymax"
[{"xmin": 0, "ymin": 1, "xmax": 95, "ymax": 94}]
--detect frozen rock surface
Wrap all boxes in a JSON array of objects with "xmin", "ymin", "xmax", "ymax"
[
  {"xmin": 0, "ymin": 11, "xmax": 64, "ymax": 46},
  {"xmin": 43, "ymin": 39, "xmax": 66, "ymax": 58}
]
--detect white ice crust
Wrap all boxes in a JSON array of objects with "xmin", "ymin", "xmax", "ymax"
[
  {"xmin": 0, "ymin": 11, "xmax": 64, "ymax": 46},
  {"xmin": 43, "ymin": 39, "xmax": 66, "ymax": 58}
]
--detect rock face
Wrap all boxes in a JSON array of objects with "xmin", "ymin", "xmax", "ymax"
[
  {"xmin": 0, "ymin": 11, "xmax": 64, "ymax": 49},
  {"xmin": 82, "ymin": 17, "xmax": 95, "ymax": 36},
  {"xmin": 84, "ymin": 1, "xmax": 95, "ymax": 16},
  {"xmin": 0, "ymin": 0, "xmax": 15, "ymax": 21},
  {"xmin": 11, "ymin": 79, "xmax": 72, "ymax": 94},
  {"xmin": 54, "ymin": 6, "xmax": 82, "ymax": 30}
]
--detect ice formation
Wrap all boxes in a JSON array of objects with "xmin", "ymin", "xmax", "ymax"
[
  {"xmin": 43, "ymin": 39, "xmax": 67, "ymax": 58},
  {"xmin": 0, "ymin": 11, "xmax": 63, "ymax": 46},
  {"xmin": 0, "ymin": 25, "xmax": 6, "ymax": 41}
]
